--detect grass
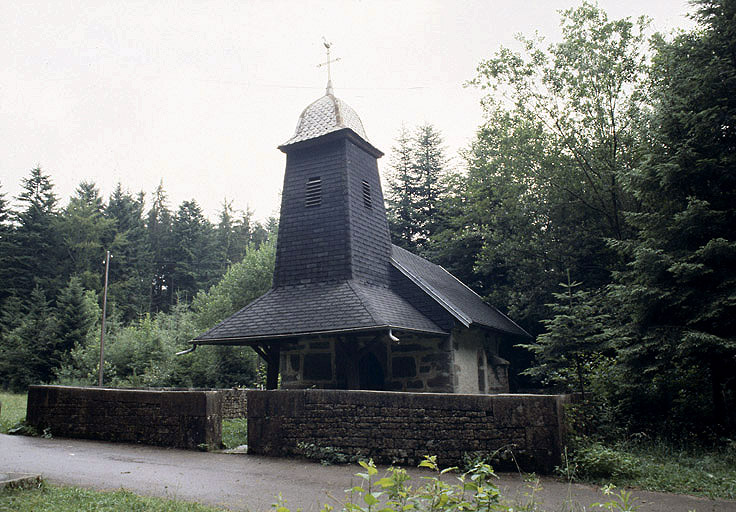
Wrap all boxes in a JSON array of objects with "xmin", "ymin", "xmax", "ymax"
[
  {"xmin": 221, "ymin": 417, "xmax": 248, "ymax": 449},
  {"xmin": 0, "ymin": 392, "xmax": 26, "ymax": 433},
  {"xmin": 0, "ymin": 481, "xmax": 228, "ymax": 511},
  {"xmin": 570, "ymin": 439, "xmax": 736, "ymax": 500}
]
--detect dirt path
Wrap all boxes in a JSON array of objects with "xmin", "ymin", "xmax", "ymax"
[{"xmin": 1, "ymin": 434, "xmax": 734, "ymax": 512}]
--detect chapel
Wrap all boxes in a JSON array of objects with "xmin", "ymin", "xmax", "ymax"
[{"xmin": 192, "ymin": 75, "xmax": 529, "ymax": 393}]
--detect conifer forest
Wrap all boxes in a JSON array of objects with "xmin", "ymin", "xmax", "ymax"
[{"xmin": 1, "ymin": 0, "xmax": 734, "ymax": 440}]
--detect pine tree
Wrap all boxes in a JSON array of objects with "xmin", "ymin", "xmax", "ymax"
[
  {"xmin": 171, "ymin": 199, "xmax": 217, "ymax": 302},
  {"xmin": 8, "ymin": 167, "xmax": 63, "ymax": 300},
  {"xmin": 106, "ymin": 184, "xmax": 152, "ymax": 322},
  {"xmin": 147, "ymin": 181, "xmax": 175, "ymax": 313},
  {"xmin": 386, "ymin": 126, "xmax": 420, "ymax": 250},
  {"xmin": 55, "ymin": 276, "xmax": 97, "ymax": 357},
  {"xmin": 0, "ymin": 286, "xmax": 59, "ymax": 390},
  {"xmin": 610, "ymin": 0, "xmax": 736, "ymax": 431},
  {"xmin": 58, "ymin": 181, "xmax": 115, "ymax": 291},
  {"xmin": 0, "ymin": 181, "xmax": 14, "ymax": 304},
  {"xmin": 520, "ymin": 272, "xmax": 610, "ymax": 396},
  {"xmin": 215, "ymin": 200, "xmax": 253, "ymax": 273},
  {"xmin": 412, "ymin": 124, "xmax": 448, "ymax": 247},
  {"xmin": 385, "ymin": 124, "xmax": 448, "ymax": 251}
]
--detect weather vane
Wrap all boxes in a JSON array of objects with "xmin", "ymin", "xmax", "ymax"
[{"xmin": 317, "ymin": 38, "xmax": 340, "ymax": 94}]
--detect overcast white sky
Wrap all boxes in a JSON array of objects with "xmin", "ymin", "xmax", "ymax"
[{"xmin": 1, "ymin": 0, "xmax": 693, "ymax": 222}]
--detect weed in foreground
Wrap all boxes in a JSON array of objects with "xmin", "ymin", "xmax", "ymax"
[{"xmin": 271, "ymin": 456, "xmax": 561, "ymax": 512}]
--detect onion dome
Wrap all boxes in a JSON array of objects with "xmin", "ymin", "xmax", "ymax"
[{"xmin": 279, "ymin": 81, "xmax": 377, "ymax": 153}]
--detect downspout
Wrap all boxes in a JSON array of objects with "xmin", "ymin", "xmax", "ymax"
[{"xmin": 176, "ymin": 344, "xmax": 198, "ymax": 356}]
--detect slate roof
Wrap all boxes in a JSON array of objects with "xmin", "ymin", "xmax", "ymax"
[
  {"xmin": 281, "ymin": 92, "xmax": 369, "ymax": 147},
  {"xmin": 194, "ymin": 280, "xmax": 445, "ymax": 344},
  {"xmin": 390, "ymin": 245, "xmax": 530, "ymax": 337}
]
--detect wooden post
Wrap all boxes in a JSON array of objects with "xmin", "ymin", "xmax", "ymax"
[
  {"xmin": 266, "ymin": 344, "xmax": 281, "ymax": 390},
  {"xmin": 98, "ymin": 250, "xmax": 111, "ymax": 387}
]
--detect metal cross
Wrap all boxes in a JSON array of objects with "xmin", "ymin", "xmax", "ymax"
[{"xmin": 317, "ymin": 38, "xmax": 341, "ymax": 88}]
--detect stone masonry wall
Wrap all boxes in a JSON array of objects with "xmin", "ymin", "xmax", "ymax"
[
  {"xmin": 26, "ymin": 385, "xmax": 222, "ymax": 449},
  {"xmin": 248, "ymin": 389, "xmax": 571, "ymax": 473},
  {"xmin": 220, "ymin": 388, "xmax": 248, "ymax": 418}
]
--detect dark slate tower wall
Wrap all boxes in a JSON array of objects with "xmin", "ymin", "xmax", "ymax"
[
  {"xmin": 345, "ymin": 139, "xmax": 392, "ymax": 287},
  {"xmin": 274, "ymin": 139, "xmax": 351, "ymax": 286}
]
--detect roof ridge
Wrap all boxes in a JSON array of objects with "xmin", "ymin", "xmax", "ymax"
[
  {"xmin": 346, "ymin": 279, "xmax": 381, "ymax": 326},
  {"xmin": 390, "ymin": 248, "xmax": 472, "ymax": 327},
  {"xmin": 436, "ymin": 263, "xmax": 531, "ymax": 337}
]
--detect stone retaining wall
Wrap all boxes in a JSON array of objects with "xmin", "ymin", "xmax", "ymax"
[
  {"xmin": 26, "ymin": 385, "xmax": 222, "ymax": 450},
  {"xmin": 247, "ymin": 389, "xmax": 570, "ymax": 472}
]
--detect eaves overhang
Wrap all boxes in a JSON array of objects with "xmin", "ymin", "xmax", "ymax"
[{"xmin": 191, "ymin": 323, "xmax": 448, "ymax": 346}]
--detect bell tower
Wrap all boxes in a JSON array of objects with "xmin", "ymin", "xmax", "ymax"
[{"xmin": 274, "ymin": 84, "xmax": 391, "ymax": 288}]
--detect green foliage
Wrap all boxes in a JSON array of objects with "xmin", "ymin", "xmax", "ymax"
[
  {"xmin": 6, "ymin": 167, "xmax": 64, "ymax": 300},
  {"xmin": 191, "ymin": 241, "xmax": 275, "ymax": 331},
  {"xmin": 0, "ymin": 287, "xmax": 60, "ymax": 390},
  {"xmin": 171, "ymin": 199, "xmax": 219, "ymax": 303},
  {"xmin": 57, "ymin": 182, "xmax": 115, "ymax": 291},
  {"xmin": 568, "ymin": 439, "xmax": 736, "ymax": 500},
  {"xmin": 606, "ymin": 0, "xmax": 736, "ymax": 434},
  {"xmin": 56, "ymin": 241, "xmax": 275, "ymax": 389},
  {"xmin": 221, "ymin": 417, "xmax": 248, "ymax": 449},
  {"xmin": 0, "ymin": 481, "xmax": 227, "ymax": 511},
  {"xmin": 147, "ymin": 181, "xmax": 176, "ymax": 313},
  {"xmin": 55, "ymin": 277, "xmax": 99, "ymax": 359},
  {"xmin": 570, "ymin": 443, "xmax": 642, "ymax": 481},
  {"xmin": 386, "ymin": 124, "xmax": 450, "ymax": 252},
  {"xmin": 295, "ymin": 442, "xmax": 363, "ymax": 465},
  {"xmin": 592, "ymin": 485, "xmax": 641, "ymax": 512},
  {"xmin": 0, "ymin": 392, "xmax": 27, "ymax": 434},
  {"xmin": 105, "ymin": 183, "xmax": 152, "ymax": 323},
  {"xmin": 273, "ymin": 456, "xmax": 513, "ymax": 512},
  {"xmin": 519, "ymin": 275, "xmax": 611, "ymax": 395}
]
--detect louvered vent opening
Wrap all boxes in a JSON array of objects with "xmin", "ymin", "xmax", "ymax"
[
  {"xmin": 306, "ymin": 177, "xmax": 321, "ymax": 207},
  {"xmin": 362, "ymin": 180, "xmax": 372, "ymax": 209}
]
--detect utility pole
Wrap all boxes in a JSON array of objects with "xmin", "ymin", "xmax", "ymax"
[{"xmin": 98, "ymin": 251, "xmax": 111, "ymax": 387}]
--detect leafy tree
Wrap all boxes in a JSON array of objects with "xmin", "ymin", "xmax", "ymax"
[
  {"xmin": 469, "ymin": 2, "xmax": 647, "ymax": 241},
  {"xmin": 434, "ymin": 3, "xmax": 650, "ymax": 339},
  {"xmin": 609, "ymin": 0, "xmax": 736, "ymax": 432},
  {"xmin": 191, "ymin": 240, "xmax": 276, "ymax": 330}
]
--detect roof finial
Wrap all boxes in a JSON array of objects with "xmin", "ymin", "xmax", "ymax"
[{"xmin": 317, "ymin": 37, "xmax": 341, "ymax": 95}]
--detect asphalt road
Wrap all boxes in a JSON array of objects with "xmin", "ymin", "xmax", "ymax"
[{"xmin": 1, "ymin": 434, "xmax": 734, "ymax": 512}]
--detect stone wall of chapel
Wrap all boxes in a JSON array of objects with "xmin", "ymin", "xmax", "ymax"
[
  {"xmin": 280, "ymin": 337, "xmax": 339, "ymax": 389},
  {"xmin": 278, "ymin": 333, "xmax": 456, "ymax": 393},
  {"xmin": 386, "ymin": 335, "xmax": 453, "ymax": 393},
  {"xmin": 451, "ymin": 327, "xmax": 511, "ymax": 394},
  {"xmin": 451, "ymin": 328, "xmax": 484, "ymax": 394}
]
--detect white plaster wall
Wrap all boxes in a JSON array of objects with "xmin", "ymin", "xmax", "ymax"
[{"xmin": 451, "ymin": 329, "xmax": 483, "ymax": 394}]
